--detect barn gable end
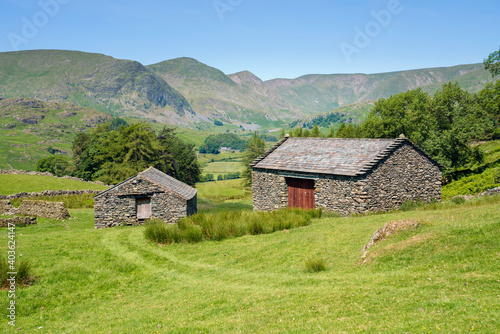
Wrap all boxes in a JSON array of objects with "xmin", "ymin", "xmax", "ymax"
[{"xmin": 94, "ymin": 167, "xmax": 197, "ymax": 229}]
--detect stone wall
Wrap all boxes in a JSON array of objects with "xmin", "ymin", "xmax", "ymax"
[
  {"xmin": 0, "ymin": 169, "xmax": 108, "ymax": 186},
  {"xmin": 0, "ymin": 189, "xmax": 102, "ymax": 200},
  {"xmin": 0, "ymin": 216, "xmax": 37, "ymax": 227},
  {"xmin": 16, "ymin": 200, "xmax": 70, "ymax": 220},
  {"xmin": 252, "ymin": 143, "xmax": 441, "ymax": 215},
  {"xmin": 252, "ymin": 170, "xmax": 288, "ymax": 211},
  {"xmin": 94, "ymin": 175, "xmax": 195, "ymax": 229},
  {"xmin": 0, "ymin": 200, "xmax": 15, "ymax": 214},
  {"xmin": 366, "ymin": 143, "xmax": 441, "ymax": 211}
]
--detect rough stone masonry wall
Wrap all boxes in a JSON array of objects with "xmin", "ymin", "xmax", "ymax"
[
  {"xmin": 16, "ymin": 200, "xmax": 70, "ymax": 219},
  {"xmin": 0, "ymin": 200, "xmax": 15, "ymax": 214},
  {"xmin": 94, "ymin": 176, "xmax": 191, "ymax": 229},
  {"xmin": 315, "ymin": 175, "xmax": 369, "ymax": 215},
  {"xmin": 366, "ymin": 143, "xmax": 441, "ymax": 212},
  {"xmin": 252, "ymin": 170, "xmax": 289, "ymax": 211},
  {"xmin": 0, "ymin": 216, "xmax": 37, "ymax": 227}
]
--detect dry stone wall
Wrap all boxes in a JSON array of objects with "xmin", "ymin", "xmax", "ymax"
[
  {"xmin": 0, "ymin": 216, "xmax": 37, "ymax": 227},
  {"xmin": 16, "ymin": 200, "xmax": 70, "ymax": 220},
  {"xmin": 0, "ymin": 189, "xmax": 101, "ymax": 200},
  {"xmin": 0, "ymin": 169, "xmax": 108, "ymax": 186},
  {"xmin": 0, "ymin": 200, "xmax": 15, "ymax": 214}
]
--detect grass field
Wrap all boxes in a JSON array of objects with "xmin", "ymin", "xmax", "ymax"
[
  {"xmin": 0, "ymin": 174, "xmax": 108, "ymax": 195},
  {"xmin": 1, "ymin": 195, "xmax": 499, "ymax": 333}
]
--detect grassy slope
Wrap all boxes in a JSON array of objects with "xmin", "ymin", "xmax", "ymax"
[
  {"xmin": 1, "ymin": 196, "xmax": 498, "ymax": 333},
  {"xmin": 0, "ymin": 98, "xmax": 112, "ymax": 170},
  {"xmin": 443, "ymin": 140, "xmax": 500, "ymax": 199},
  {"xmin": 0, "ymin": 174, "xmax": 108, "ymax": 195}
]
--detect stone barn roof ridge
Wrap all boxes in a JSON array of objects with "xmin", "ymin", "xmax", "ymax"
[
  {"xmin": 94, "ymin": 167, "xmax": 197, "ymax": 200},
  {"xmin": 252, "ymin": 137, "xmax": 440, "ymax": 177}
]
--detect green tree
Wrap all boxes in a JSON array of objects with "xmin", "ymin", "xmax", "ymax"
[
  {"xmin": 303, "ymin": 128, "xmax": 311, "ymax": 137},
  {"xmin": 157, "ymin": 127, "xmax": 201, "ymax": 186},
  {"xmin": 311, "ymin": 124, "xmax": 321, "ymax": 137},
  {"xmin": 327, "ymin": 126, "xmax": 336, "ymax": 138},
  {"xmin": 241, "ymin": 132, "xmax": 266, "ymax": 186},
  {"xmin": 484, "ymin": 46, "xmax": 500, "ymax": 77},
  {"xmin": 36, "ymin": 155, "xmax": 73, "ymax": 177}
]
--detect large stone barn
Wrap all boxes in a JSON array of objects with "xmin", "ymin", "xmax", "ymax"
[
  {"xmin": 251, "ymin": 136, "xmax": 441, "ymax": 215},
  {"xmin": 94, "ymin": 167, "xmax": 197, "ymax": 229}
]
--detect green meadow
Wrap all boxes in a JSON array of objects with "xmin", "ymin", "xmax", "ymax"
[{"xmin": 0, "ymin": 174, "xmax": 499, "ymax": 332}]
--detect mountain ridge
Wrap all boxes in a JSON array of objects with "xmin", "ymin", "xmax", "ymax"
[{"xmin": 0, "ymin": 50, "xmax": 495, "ymax": 129}]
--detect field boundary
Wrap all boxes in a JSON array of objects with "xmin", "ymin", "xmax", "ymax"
[
  {"xmin": 0, "ymin": 189, "xmax": 102, "ymax": 200},
  {"xmin": 0, "ymin": 169, "xmax": 108, "ymax": 186}
]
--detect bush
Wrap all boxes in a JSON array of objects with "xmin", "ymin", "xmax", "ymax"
[{"xmin": 303, "ymin": 258, "xmax": 327, "ymax": 273}]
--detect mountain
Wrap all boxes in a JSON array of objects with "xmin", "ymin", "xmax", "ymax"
[
  {"xmin": 149, "ymin": 58, "xmax": 494, "ymax": 128},
  {"xmin": 0, "ymin": 50, "xmax": 495, "ymax": 130},
  {"xmin": 147, "ymin": 58, "xmax": 302, "ymax": 126},
  {"xmin": 0, "ymin": 50, "xmax": 196, "ymax": 125}
]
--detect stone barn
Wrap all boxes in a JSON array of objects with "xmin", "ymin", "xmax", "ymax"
[
  {"xmin": 94, "ymin": 167, "xmax": 197, "ymax": 229},
  {"xmin": 251, "ymin": 136, "xmax": 441, "ymax": 215}
]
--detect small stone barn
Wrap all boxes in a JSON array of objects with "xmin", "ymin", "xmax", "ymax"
[
  {"xmin": 251, "ymin": 136, "xmax": 441, "ymax": 215},
  {"xmin": 94, "ymin": 167, "xmax": 197, "ymax": 229}
]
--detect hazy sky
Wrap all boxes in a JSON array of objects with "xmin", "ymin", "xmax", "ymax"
[{"xmin": 1, "ymin": 0, "xmax": 499, "ymax": 80}]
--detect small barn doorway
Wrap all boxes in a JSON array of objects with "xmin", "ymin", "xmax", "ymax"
[
  {"xmin": 286, "ymin": 178, "xmax": 315, "ymax": 209},
  {"xmin": 136, "ymin": 197, "xmax": 152, "ymax": 220}
]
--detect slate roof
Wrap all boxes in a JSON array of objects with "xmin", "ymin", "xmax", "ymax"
[
  {"xmin": 252, "ymin": 137, "xmax": 419, "ymax": 177},
  {"xmin": 94, "ymin": 167, "xmax": 197, "ymax": 200}
]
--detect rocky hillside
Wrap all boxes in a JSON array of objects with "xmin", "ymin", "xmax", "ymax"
[
  {"xmin": 0, "ymin": 50, "xmax": 196, "ymax": 125},
  {"xmin": 0, "ymin": 97, "xmax": 113, "ymax": 170}
]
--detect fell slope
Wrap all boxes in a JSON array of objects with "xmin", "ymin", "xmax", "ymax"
[{"xmin": 0, "ymin": 50, "xmax": 195, "ymax": 124}]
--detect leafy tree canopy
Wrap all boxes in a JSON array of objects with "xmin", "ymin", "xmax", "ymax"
[
  {"xmin": 484, "ymin": 46, "xmax": 500, "ymax": 77},
  {"xmin": 241, "ymin": 132, "xmax": 266, "ymax": 186}
]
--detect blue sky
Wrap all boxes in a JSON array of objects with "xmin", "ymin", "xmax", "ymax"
[{"xmin": 1, "ymin": 0, "xmax": 499, "ymax": 80}]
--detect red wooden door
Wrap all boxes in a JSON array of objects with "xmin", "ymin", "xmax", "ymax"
[
  {"xmin": 287, "ymin": 178, "xmax": 315, "ymax": 209},
  {"xmin": 136, "ymin": 197, "xmax": 152, "ymax": 219}
]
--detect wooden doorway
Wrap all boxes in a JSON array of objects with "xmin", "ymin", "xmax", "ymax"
[
  {"xmin": 136, "ymin": 197, "xmax": 152, "ymax": 219},
  {"xmin": 287, "ymin": 178, "xmax": 315, "ymax": 209}
]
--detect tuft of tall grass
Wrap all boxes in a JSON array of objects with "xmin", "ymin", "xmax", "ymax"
[
  {"xmin": 303, "ymin": 257, "xmax": 327, "ymax": 273},
  {"xmin": 144, "ymin": 208, "xmax": 322, "ymax": 245},
  {"xmin": 401, "ymin": 199, "xmax": 426, "ymax": 212},
  {"xmin": 0, "ymin": 258, "xmax": 35, "ymax": 287}
]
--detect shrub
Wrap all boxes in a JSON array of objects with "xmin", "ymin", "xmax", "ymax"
[{"xmin": 303, "ymin": 258, "xmax": 327, "ymax": 273}]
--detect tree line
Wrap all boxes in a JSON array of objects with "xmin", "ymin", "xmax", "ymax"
[
  {"xmin": 282, "ymin": 80, "xmax": 499, "ymax": 177},
  {"xmin": 37, "ymin": 120, "xmax": 201, "ymax": 186}
]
